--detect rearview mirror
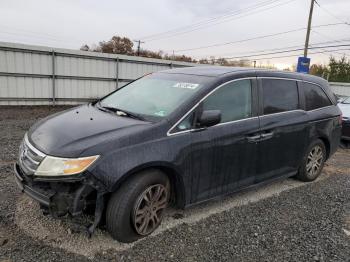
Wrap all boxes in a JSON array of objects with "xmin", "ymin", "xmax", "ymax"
[{"xmin": 197, "ymin": 110, "xmax": 221, "ymax": 128}]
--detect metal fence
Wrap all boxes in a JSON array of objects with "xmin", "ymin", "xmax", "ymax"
[
  {"xmin": 0, "ymin": 41, "xmax": 197, "ymax": 105},
  {"xmin": 1, "ymin": 41, "xmax": 349, "ymax": 105},
  {"xmin": 329, "ymin": 82, "xmax": 350, "ymax": 97}
]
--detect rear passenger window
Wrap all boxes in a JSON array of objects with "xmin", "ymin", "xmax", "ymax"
[
  {"xmin": 262, "ymin": 79, "xmax": 299, "ymax": 115},
  {"xmin": 303, "ymin": 83, "xmax": 332, "ymax": 111}
]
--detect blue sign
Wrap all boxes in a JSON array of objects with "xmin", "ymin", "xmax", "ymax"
[{"xmin": 297, "ymin": 57, "xmax": 311, "ymax": 74}]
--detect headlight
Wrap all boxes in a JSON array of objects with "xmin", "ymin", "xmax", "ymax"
[{"xmin": 35, "ymin": 155, "xmax": 99, "ymax": 176}]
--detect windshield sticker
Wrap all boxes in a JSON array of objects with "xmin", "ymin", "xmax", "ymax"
[
  {"xmin": 154, "ymin": 110, "xmax": 166, "ymax": 117},
  {"xmin": 173, "ymin": 82, "xmax": 199, "ymax": 90}
]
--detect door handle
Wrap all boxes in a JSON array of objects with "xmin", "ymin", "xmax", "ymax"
[
  {"xmin": 260, "ymin": 131, "xmax": 274, "ymax": 140},
  {"xmin": 246, "ymin": 134, "xmax": 261, "ymax": 143}
]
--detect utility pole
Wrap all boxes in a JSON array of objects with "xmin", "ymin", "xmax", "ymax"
[
  {"xmin": 304, "ymin": 0, "xmax": 315, "ymax": 57},
  {"xmin": 133, "ymin": 40, "xmax": 145, "ymax": 56}
]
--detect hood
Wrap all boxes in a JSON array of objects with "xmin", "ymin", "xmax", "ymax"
[
  {"xmin": 338, "ymin": 103, "xmax": 350, "ymax": 118},
  {"xmin": 28, "ymin": 104, "xmax": 151, "ymax": 157}
]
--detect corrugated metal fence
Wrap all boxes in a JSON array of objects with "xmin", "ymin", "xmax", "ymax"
[
  {"xmin": 1, "ymin": 41, "xmax": 349, "ymax": 105},
  {"xmin": 329, "ymin": 82, "xmax": 350, "ymax": 97},
  {"xmin": 0, "ymin": 42, "xmax": 197, "ymax": 105}
]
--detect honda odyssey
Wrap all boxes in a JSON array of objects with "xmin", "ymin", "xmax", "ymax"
[{"xmin": 14, "ymin": 66, "xmax": 342, "ymax": 243}]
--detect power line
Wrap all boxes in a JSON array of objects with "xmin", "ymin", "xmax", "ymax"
[
  {"xmin": 314, "ymin": 0, "xmax": 350, "ymax": 25},
  {"xmin": 312, "ymin": 30, "xmax": 350, "ymax": 44},
  {"xmin": 139, "ymin": 0, "xmax": 283, "ymax": 41},
  {"xmin": 194, "ymin": 38, "xmax": 350, "ymax": 59},
  {"xmin": 229, "ymin": 48, "xmax": 350, "ymax": 61},
  {"xmin": 172, "ymin": 22, "xmax": 345, "ymax": 53},
  {"xmin": 139, "ymin": 0, "xmax": 281, "ymax": 40},
  {"xmin": 147, "ymin": 0, "xmax": 297, "ymax": 42},
  {"xmin": 141, "ymin": 0, "xmax": 298, "ymax": 42},
  {"xmin": 311, "ymin": 30, "xmax": 350, "ymax": 55},
  {"xmin": 210, "ymin": 43, "xmax": 350, "ymax": 61},
  {"xmin": 174, "ymin": 28, "xmax": 305, "ymax": 52}
]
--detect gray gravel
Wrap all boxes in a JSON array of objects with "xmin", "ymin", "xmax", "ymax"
[{"xmin": 1, "ymin": 106, "xmax": 350, "ymax": 262}]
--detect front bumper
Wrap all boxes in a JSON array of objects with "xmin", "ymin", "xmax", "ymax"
[
  {"xmin": 14, "ymin": 163, "xmax": 106, "ymax": 217},
  {"xmin": 14, "ymin": 163, "xmax": 53, "ymax": 206},
  {"xmin": 14, "ymin": 162, "xmax": 107, "ymax": 235}
]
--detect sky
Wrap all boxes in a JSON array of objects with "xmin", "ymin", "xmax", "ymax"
[{"xmin": 0, "ymin": 0, "xmax": 349, "ymax": 69}]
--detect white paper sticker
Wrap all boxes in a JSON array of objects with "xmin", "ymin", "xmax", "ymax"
[{"xmin": 173, "ymin": 82, "xmax": 199, "ymax": 90}]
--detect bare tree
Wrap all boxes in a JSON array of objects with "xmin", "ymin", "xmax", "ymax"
[
  {"xmin": 97, "ymin": 36, "xmax": 134, "ymax": 55},
  {"xmin": 80, "ymin": 44, "xmax": 90, "ymax": 51}
]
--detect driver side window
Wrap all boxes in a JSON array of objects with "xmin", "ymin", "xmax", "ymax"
[
  {"xmin": 172, "ymin": 79, "xmax": 252, "ymax": 133},
  {"xmin": 202, "ymin": 79, "xmax": 252, "ymax": 123}
]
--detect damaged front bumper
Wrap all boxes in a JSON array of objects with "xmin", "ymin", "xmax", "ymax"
[{"xmin": 14, "ymin": 163, "xmax": 107, "ymax": 235}]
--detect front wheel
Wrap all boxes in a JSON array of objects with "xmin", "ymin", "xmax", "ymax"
[
  {"xmin": 106, "ymin": 169, "xmax": 170, "ymax": 243},
  {"xmin": 296, "ymin": 139, "xmax": 326, "ymax": 182}
]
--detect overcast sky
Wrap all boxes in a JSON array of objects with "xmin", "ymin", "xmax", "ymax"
[{"xmin": 0, "ymin": 0, "xmax": 349, "ymax": 69}]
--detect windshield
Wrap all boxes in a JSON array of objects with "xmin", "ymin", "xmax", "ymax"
[{"xmin": 99, "ymin": 72, "xmax": 212, "ymax": 121}]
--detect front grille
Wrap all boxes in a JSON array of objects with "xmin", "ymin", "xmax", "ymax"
[{"xmin": 18, "ymin": 134, "xmax": 46, "ymax": 175}]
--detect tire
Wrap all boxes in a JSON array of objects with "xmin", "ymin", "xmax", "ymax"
[
  {"xmin": 296, "ymin": 139, "xmax": 326, "ymax": 182},
  {"xmin": 106, "ymin": 169, "xmax": 170, "ymax": 243}
]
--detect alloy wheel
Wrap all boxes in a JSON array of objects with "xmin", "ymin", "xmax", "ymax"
[
  {"xmin": 306, "ymin": 145, "xmax": 324, "ymax": 177},
  {"xmin": 133, "ymin": 184, "xmax": 168, "ymax": 235}
]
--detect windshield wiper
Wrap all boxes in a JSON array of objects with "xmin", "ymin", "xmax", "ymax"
[{"xmin": 97, "ymin": 102, "xmax": 144, "ymax": 121}]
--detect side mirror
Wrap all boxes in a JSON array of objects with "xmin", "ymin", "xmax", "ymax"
[{"xmin": 197, "ymin": 110, "xmax": 221, "ymax": 128}]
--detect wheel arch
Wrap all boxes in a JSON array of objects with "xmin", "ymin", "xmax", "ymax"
[
  {"xmin": 110, "ymin": 162, "xmax": 186, "ymax": 209},
  {"xmin": 318, "ymin": 136, "xmax": 330, "ymax": 159}
]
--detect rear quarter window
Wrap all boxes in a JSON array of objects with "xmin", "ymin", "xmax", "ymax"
[{"xmin": 303, "ymin": 82, "xmax": 332, "ymax": 111}]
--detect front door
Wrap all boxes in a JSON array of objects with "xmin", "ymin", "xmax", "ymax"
[{"xmin": 187, "ymin": 78, "xmax": 260, "ymax": 203}]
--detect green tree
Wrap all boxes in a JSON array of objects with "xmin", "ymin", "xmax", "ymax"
[
  {"xmin": 328, "ymin": 56, "xmax": 350, "ymax": 82},
  {"xmin": 309, "ymin": 64, "xmax": 329, "ymax": 78}
]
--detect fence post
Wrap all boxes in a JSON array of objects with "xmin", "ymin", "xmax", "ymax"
[
  {"xmin": 116, "ymin": 57, "xmax": 119, "ymax": 89},
  {"xmin": 52, "ymin": 50, "xmax": 56, "ymax": 105}
]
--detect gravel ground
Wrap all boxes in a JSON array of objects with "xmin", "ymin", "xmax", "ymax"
[{"xmin": 0, "ymin": 106, "xmax": 350, "ymax": 262}]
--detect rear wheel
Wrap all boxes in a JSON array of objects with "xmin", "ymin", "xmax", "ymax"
[
  {"xmin": 106, "ymin": 169, "xmax": 170, "ymax": 243},
  {"xmin": 296, "ymin": 139, "xmax": 326, "ymax": 182}
]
